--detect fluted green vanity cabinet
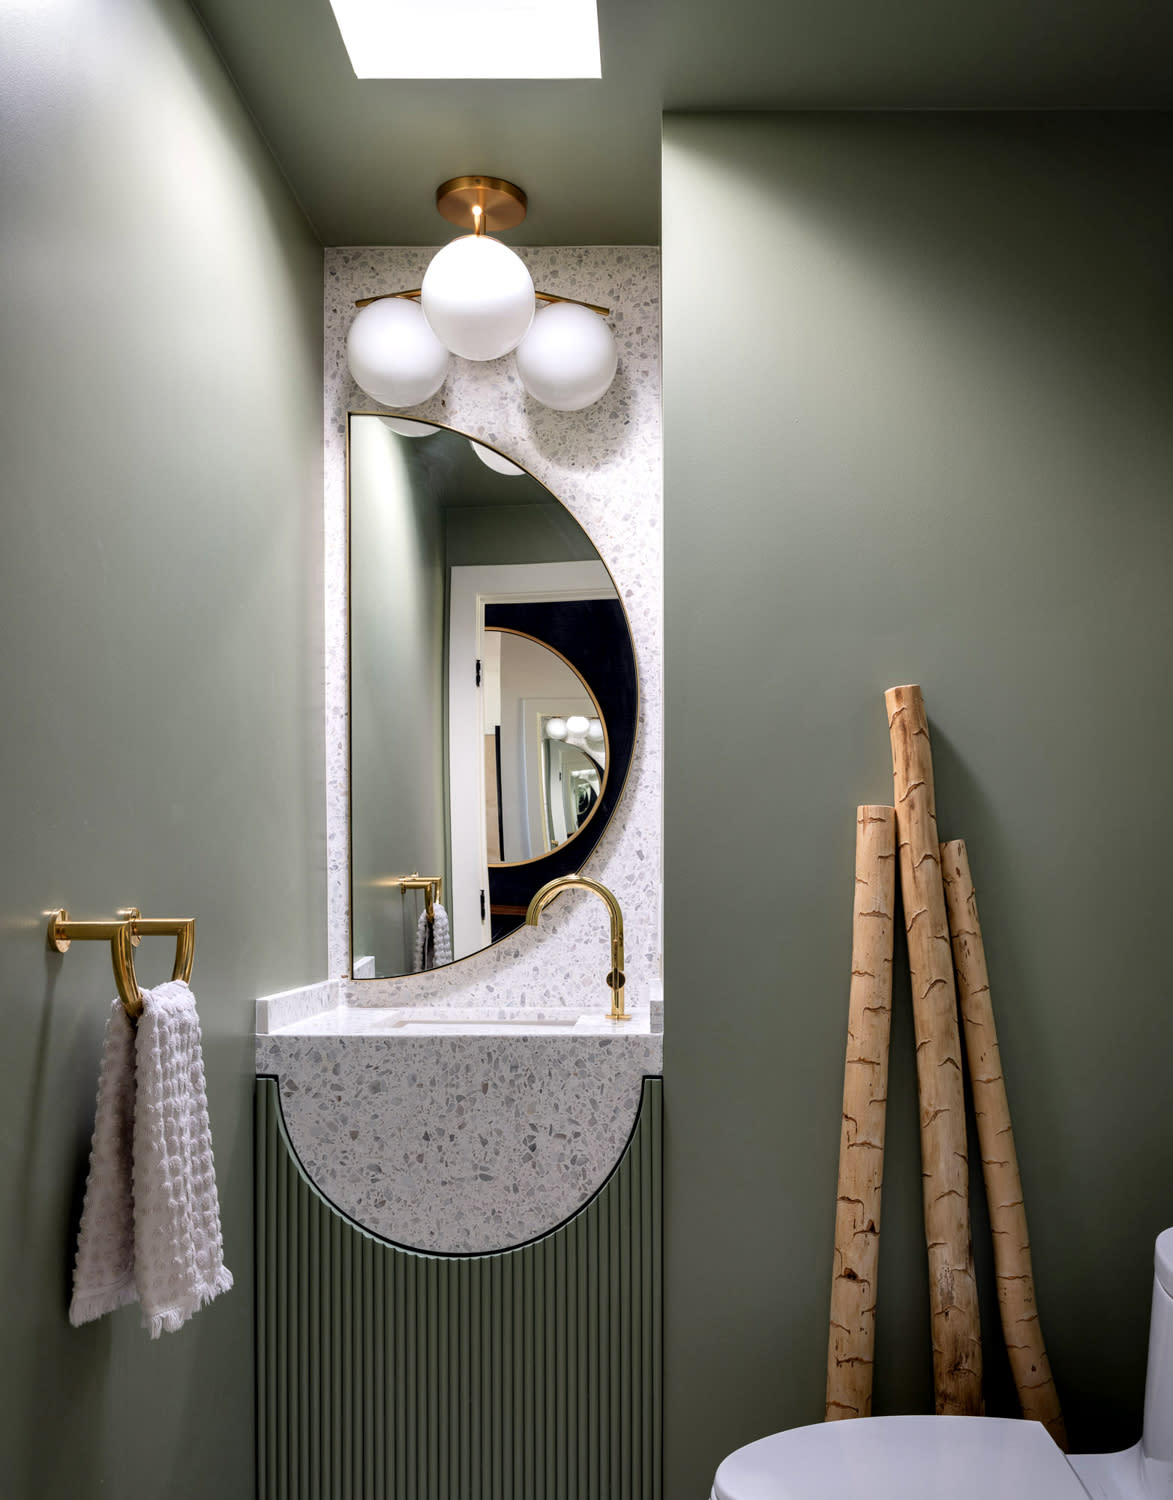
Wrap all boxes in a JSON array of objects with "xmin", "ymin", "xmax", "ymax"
[{"xmin": 255, "ymin": 1077, "xmax": 663, "ymax": 1499}]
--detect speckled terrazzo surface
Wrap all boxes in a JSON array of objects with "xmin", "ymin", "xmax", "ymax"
[
  {"xmin": 324, "ymin": 247, "xmax": 663, "ymax": 1006},
  {"xmin": 287, "ymin": 252, "xmax": 664, "ymax": 1249},
  {"xmin": 255, "ymin": 978, "xmax": 338, "ymax": 1034},
  {"xmin": 256, "ymin": 1024, "xmax": 662, "ymax": 1252}
]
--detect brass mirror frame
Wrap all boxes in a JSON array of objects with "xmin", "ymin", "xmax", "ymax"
[{"xmin": 345, "ymin": 413, "xmax": 639, "ymax": 981}]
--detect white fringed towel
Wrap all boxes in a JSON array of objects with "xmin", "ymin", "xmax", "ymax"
[
  {"xmin": 412, "ymin": 901, "xmax": 453, "ymax": 971},
  {"xmin": 70, "ymin": 980, "xmax": 232, "ymax": 1337}
]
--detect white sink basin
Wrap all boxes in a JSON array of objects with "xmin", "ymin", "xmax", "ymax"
[
  {"xmin": 265, "ymin": 1004, "xmax": 652, "ymax": 1038},
  {"xmin": 390, "ymin": 1014, "xmax": 580, "ymax": 1034},
  {"xmin": 384, "ymin": 1007, "xmax": 649, "ymax": 1036}
]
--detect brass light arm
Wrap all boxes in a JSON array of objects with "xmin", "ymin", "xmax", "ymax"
[
  {"xmin": 524, "ymin": 874, "xmax": 628, "ymax": 1022},
  {"xmin": 353, "ymin": 289, "xmax": 611, "ymax": 318}
]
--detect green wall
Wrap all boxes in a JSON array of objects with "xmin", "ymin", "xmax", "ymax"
[
  {"xmin": 350, "ymin": 419, "xmax": 446, "ymax": 976},
  {"xmin": 445, "ymin": 502, "xmax": 599, "ymax": 567},
  {"xmin": 0, "ymin": 2, "xmax": 323, "ymax": 1496},
  {"xmin": 662, "ymin": 112, "xmax": 1173, "ymax": 1494}
]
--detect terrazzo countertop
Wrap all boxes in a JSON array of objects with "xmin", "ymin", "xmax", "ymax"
[{"xmin": 257, "ymin": 989, "xmax": 662, "ymax": 1253}]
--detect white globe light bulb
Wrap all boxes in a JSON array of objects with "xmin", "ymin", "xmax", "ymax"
[
  {"xmin": 383, "ymin": 417, "xmax": 439, "ymax": 438},
  {"xmin": 421, "ymin": 236, "xmax": 535, "ymax": 362},
  {"xmin": 515, "ymin": 301, "xmax": 618, "ymax": 412},
  {"xmin": 470, "ymin": 441, "xmax": 525, "ymax": 476},
  {"xmin": 545, "ymin": 718, "xmax": 568, "ymax": 741},
  {"xmin": 346, "ymin": 298, "xmax": 449, "ymax": 407},
  {"xmin": 586, "ymin": 717, "xmax": 603, "ymax": 740},
  {"xmin": 566, "ymin": 715, "xmax": 590, "ymax": 736}
]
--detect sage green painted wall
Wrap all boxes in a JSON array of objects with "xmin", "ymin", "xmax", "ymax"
[
  {"xmin": 445, "ymin": 502, "xmax": 598, "ymax": 568},
  {"xmin": 0, "ymin": 2, "xmax": 323, "ymax": 1496},
  {"xmin": 350, "ymin": 420, "xmax": 446, "ymax": 976},
  {"xmin": 662, "ymin": 112, "xmax": 1173, "ymax": 1494}
]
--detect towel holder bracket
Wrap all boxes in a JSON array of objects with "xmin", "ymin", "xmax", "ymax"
[
  {"xmin": 48, "ymin": 908, "xmax": 71, "ymax": 954},
  {"xmin": 46, "ymin": 908, "xmax": 196, "ymax": 1019},
  {"xmin": 387, "ymin": 873, "xmax": 443, "ymax": 924}
]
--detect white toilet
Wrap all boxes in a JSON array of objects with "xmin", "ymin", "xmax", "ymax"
[{"xmin": 712, "ymin": 1227, "xmax": 1173, "ymax": 1500}]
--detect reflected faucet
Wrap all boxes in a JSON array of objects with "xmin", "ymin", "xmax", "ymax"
[{"xmin": 524, "ymin": 874, "xmax": 629, "ymax": 1022}]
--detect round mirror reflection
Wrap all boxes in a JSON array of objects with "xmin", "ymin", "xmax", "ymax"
[
  {"xmin": 348, "ymin": 415, "xmax": 637, "ymax": 980},
  {"xmin": 483, "ymin": 628, "xmax": 607, "ymax": 865}
]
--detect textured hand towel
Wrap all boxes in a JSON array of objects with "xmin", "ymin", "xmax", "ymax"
[
  {"xmin": 133, "ymin": 980, "xmax": 233, "ymax": 1335},
  {"xmin": 412, "ymin": 911, "xmax": 434, "ymax": 973},
  {"xmin": 412, "ymin": 901, "xmax": 453, "ymax": 971},
  {"xmin": 70, "ymin": 980, "xmax": 232, "ymax": 1337},
  {"xmin": 68, "ymin": 999, "xmax": 138, "ymax": 1325}
]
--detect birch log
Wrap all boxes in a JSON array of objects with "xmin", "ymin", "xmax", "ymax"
[
  {"xmin": 885, "ymin": 684, "xmax": 983, "ymax": 1415},
  {"xmin": 827, "ymin": 806, "xmax": 897, "ymax": 1421},
  {"xmin": 940, "ymin": 838, "xmax": 1067, "ymax": 1448}
]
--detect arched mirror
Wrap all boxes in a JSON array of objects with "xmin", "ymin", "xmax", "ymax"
[{"xmin": 348, "ymin": 414, "xmax": 637, "ymax": 980}]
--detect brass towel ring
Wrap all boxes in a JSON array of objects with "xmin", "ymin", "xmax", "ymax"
[{"xmin": 47, "ymin": 909, "xmax": 196, "ymax": 1020}]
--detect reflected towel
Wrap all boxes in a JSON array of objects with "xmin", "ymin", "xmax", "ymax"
[
  {"xmin": 70, "ymin": 980, "xmax": 233, "ymax": 1337},
  {"xmin": 412, "ymin": 902, "xmax": 452, "ymax": 972}
]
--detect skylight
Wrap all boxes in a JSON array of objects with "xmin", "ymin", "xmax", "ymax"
[{"xmin": 326, "ymin": 0, "xmax": 602, "ymax": 80}]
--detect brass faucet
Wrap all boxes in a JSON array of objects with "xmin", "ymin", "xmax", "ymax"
[{"xmin": 524, "ymin": 874, "xmax": 629, "ymax": 1021}]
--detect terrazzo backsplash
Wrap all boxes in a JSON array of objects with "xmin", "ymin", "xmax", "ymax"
[{"xmin": 324, "ymin": 246, "xmax": 663, "ymax": 1009}]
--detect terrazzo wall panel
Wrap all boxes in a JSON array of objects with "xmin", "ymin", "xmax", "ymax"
[{"xmin": 324, "ymin": 248, "xmax": 662, "ymax": 1010}]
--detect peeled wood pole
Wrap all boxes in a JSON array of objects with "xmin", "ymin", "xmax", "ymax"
[
  {"xmin": 827, "ymin": 806, "xmax": 897, "ymax": 1421},
  {"xmin": 885, "ymin": 685, "xmax": 983, "ymax": 1415},
  {"xmin": 940, "ymin": 839, "xmax": 1067, "ymax": 1448}
]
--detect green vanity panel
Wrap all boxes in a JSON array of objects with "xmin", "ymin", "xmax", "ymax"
[{"xmin": 255, "ymin": 1077, "xmax": 663, "ymax": 1499}]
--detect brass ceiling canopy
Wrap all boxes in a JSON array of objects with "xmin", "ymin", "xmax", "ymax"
[
  {"xmin": 435, "ymin": 175, "xmax": 528, "ymax": 234},
  {"xmin": 347, "ymin": 170, "xmax": 617, "ymax": 408}
]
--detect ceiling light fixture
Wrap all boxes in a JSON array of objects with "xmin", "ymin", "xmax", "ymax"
[
  {"xmin": 347, "ymin": 176, "xmax": 618, "ymax": 414},
  {"xmin": 470, "ymin": 441, "xmax": 526, "ymax": 476},
  {"xmin": 382, "ymin": 417, "xmax": 439, "ymax": 438},
  {"xmin": 544, "ymin": 715, "xmax": 605, "ymax": 758}
]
